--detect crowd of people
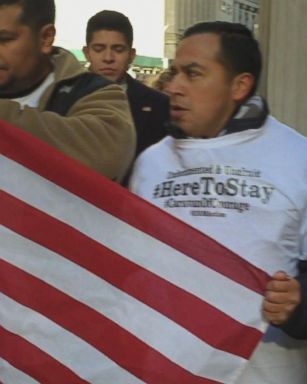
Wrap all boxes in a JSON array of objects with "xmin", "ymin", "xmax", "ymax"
[{"xmin": 0, "ymin": 0, "xmax": 306, "ymax": 383}]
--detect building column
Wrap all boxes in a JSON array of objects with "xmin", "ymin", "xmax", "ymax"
[
  {"xmin": 164, "ymin": 0, "xmax": 178, "ymax": 60},
  {"xmin": 258, "ymin": 0, "xmax": 307, "ymax": 136}
]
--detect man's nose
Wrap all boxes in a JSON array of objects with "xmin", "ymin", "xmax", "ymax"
[
  {"xmin": 102, "ymin": 49, "xmax": 114, "ymax": 62},
  {"xmin": 167, "ymin": 74, "xmax": 183, "ymax": 95}
]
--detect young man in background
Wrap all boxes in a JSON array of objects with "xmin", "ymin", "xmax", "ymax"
[{"xmin": 83, "ymin": 10, "xmax": 170, "ymax": 160}]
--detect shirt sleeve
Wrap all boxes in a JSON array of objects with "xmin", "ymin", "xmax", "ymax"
[{"xmin": 280, "ymin": 206, "xmax": 307, "ymax": 339}]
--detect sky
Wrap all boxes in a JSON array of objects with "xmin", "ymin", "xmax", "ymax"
[{"xmin": 54, "ymin": 0, "xmax": 165, "ymax": 58}]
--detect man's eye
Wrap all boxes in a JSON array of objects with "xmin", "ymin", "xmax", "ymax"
[
  {"xmin": 93, "ymin": 47, "xmax": 104, "ymax": 53},
  {"xmin": 114, "ymin": 47, "xmax": 127, "ymax": 53},
  {"xmin": 187, "ymin": 70, "xmax": 201, "ymax": 78}
]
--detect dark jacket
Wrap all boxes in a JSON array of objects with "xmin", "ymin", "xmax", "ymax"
[
  {"xmin": 126, "ymin": 74, "xmax": 170, "ymax": 158},
  {"xmin": 281, "ymin": 260, "xmax": 307, "ymax": 339}
]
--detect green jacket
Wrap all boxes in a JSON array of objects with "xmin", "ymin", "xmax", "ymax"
[{"xmin": 0, "ymin": 47, "xmax": 136, "ymax": 182}]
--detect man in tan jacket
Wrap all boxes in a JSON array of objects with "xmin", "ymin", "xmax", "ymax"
[{"xmin": 0, "ymin": 0, "xmax": 135, "ymax": 182}]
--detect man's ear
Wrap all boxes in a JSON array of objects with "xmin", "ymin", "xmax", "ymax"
[
  {"xmin": 40, "ymin": 24, "xmax": 56, "ymax": 55},
  {"xmin": 128, "ymin": 48, "xmax": 136, "ymax": 64},
  {"xmin": 82, "ymin": 46, "xmax": 90, "ymax": 61},
  {"xmin": 232, "ymin": 72, "xmax": 255, "ymax": 102}
]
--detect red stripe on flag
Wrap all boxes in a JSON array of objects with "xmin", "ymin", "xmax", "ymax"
[
  {"xmin": 1, "ymin": 261, "xmax": 221, "ymax": 384},
  {"xmin": 0, "ymin": 326, "xmax": 89, "ymax": 384},
  {"xmin": 0, "ymin": 121, "xmax": 269, "ymax": 294},
  {"xmin": 0, "ymin": 190, "xmax": 262, "ymax": 359}
]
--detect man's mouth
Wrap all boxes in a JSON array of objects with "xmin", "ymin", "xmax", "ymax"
[
  {"xmin": 170, "ymin": 104, "xmax": 188, "ymax": 119},
  {"xmin": 100, "ymin": 68, "xmax": 116, "ymax": 74}
]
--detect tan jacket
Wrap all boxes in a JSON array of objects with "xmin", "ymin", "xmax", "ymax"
[{"xmin": 0, "ymin": 47, "xmax": 136, "ymax": 182}]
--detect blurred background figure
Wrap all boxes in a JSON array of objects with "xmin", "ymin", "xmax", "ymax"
[{"xmin": 150, "ymin": 69, "xmax": 172, "ymax": 95}]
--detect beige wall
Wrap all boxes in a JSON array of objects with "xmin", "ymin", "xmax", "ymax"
[
  {"xmin": 258, "ymin": 0, "xmax": 307, "ymax": 136},
  {"xmin": 164, "ymin": 0, "xmax": 218, "ymax": 60}
]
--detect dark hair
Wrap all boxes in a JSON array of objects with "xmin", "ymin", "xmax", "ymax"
[
  {"xmin": 85, "ymin": 10, "xmax": 133, "ymax": 47},
  {"xmin": 183, "ymin": 21, "xmax": 262, "ymax": 96},
  {"xmin": 0, "ymin": 0, "xmax": 55, "ymax": 31}
]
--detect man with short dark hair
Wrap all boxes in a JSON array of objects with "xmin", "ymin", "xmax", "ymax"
[
  {"xmin": 83, "ymin": 10, "xmax": 170, "ymax": 160},
  {"xmin": 130, "ymin": 21, "xmax": 307, "ymax": 383},
  {"xmin": 0, "ymin": 0, "xmax": 135, "ymax": 182}
]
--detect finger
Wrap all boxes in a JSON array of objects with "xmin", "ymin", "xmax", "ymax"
[
  {"xmin": 262, "ymin": 300, "xmax": 296, "ymax": 314},
  {"xmin": 263, "ymin": 309, "xmax": 291, "ymax": 325},
  {"xmin": 266, "ymin": 280, "xmax": 291, "ymax": 292},
  {"xmin": 271, "ymin": 271, "xmax": 290, "ymax": 281},
  {"xmin": 263, "ymin": 307, "xmax": 291, "ymax": 324},
  {"xmin": 265, "ymin": 290, "xmax": 300, "ymax": 304},
  {"xmin": 262, "ymin": 301, "xmax": 280, "ymax": 313},
  {"xmin": 266, "ymin": 276, "xmax": 299, "ymax": 293},
  {"xmin": 266, "ymin": 316, "xmax": 285, "ymax": 326}
]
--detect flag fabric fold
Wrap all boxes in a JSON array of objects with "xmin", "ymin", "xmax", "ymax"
[{"xmin": 0, "ymin": 120, "xmax": 269, "ymax": 384}]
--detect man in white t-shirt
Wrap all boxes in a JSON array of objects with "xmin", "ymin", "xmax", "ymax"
[{"xmin": 130, "ymin": 21, "xmax": 307, "ymax": 383}]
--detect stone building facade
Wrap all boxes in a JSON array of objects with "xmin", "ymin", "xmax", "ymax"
[{"xmin": 258, "ymin": 0, "xmax": 307, "ymax": 136}]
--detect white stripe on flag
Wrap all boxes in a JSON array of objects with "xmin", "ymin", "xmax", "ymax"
[
  {"xmin": 0, "ymin": 358, "xmax": 40, "ymax": 384},
  {"xmin": 1, "ymin": 295, "xmax": 145, "ymax": 384},
  {"xmin": 1, "ymin": 155, "xmax": 265, "ymax": 330},
  {"xmin": 1, "ymin": 227, "xmax": 246, "ymax": 383}
]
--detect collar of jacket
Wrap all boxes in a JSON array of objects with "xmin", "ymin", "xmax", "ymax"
[
  {"xmin": 168, "ymin": 96, "xmax": 269, "ymax": 139},
  {"xmin": 51, "ymin": 46, "xmax": 87, "ymax": 84}
]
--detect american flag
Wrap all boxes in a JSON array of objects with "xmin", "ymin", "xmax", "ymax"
[{"xmin": 0, "ymin": 120, "xmax": 269, "ymax": 384}]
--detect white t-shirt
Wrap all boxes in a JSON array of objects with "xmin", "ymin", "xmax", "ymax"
[
  {"xmin": 130, "ymin": 116, "xmax": 307, "ymax": 383},
  {"xmin": 12, "ymin": 72, "xmax": 55, "ymax": 108}
]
